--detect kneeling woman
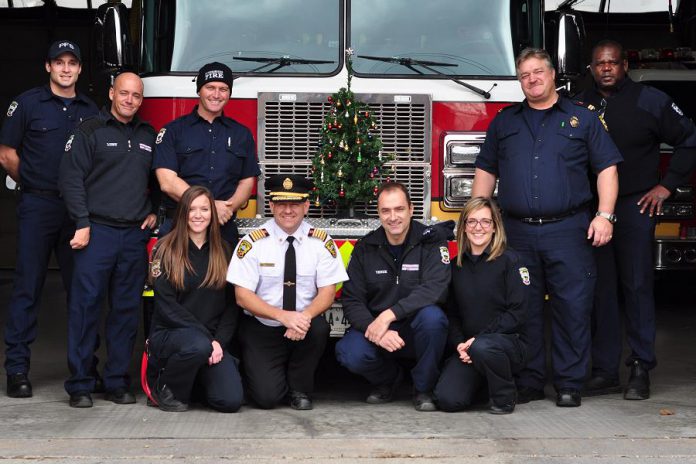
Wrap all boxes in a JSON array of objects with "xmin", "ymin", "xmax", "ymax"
[
  {"xmin": 434, "ymin": 197, "xmax": 527, "ymax": 414},
  {"xmin": 148, "ymin": 186, "xmax": 243, "ymax": 412}
]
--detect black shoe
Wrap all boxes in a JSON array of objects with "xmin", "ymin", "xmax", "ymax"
[
  {"xmin": 583, "ymin": 375, "xmax": 622, "ymax": 397},
  {"xmin": 7, "ymin": 373, "xmax": 32, "ymax": 398},
  {"xmin": 366, "ymin": 369, "xmax": 403, "ymax": 404},
  {"xmin": 104, "ymin": 388, "xmax": 136, "ymax": 404},
  {"xmin": 489, "ymin": 401, "xmax": 516, "ymax": 415},
  {"xmin": 154, "ymin": 384, "xmax": 188, "ymax": 412},
  {"xmin": 69, "ymin": 391, "xmax": 93, "ymax": 408},
  {"xmin": 556, "ymin": 389, "xmax": 581, "ymax": 407},
  {"xmin": 287, "ymin": 390, "xmax": 313, "ymax": 410},
  {"xmin": 92, "ymin": 370, "xmax": 105, "ymax": 394},
  {"xmin": 413, "ymin": 392, "xmax": 437, "ymax": 412},
  {"xmin": 624, "ymin": 360, "xmax": 650, "ymax": 400},
  {"xmin": 516, "ymin": 386, "xmax": 545, "ymax": 404}
]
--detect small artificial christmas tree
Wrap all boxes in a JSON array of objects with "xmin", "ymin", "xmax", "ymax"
[{"xmin": 311, "ymin": 48, "xmax": 389, "ymax": 213}]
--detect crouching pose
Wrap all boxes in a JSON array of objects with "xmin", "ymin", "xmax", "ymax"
[
  {"xmin": 148, "ymin": 186, "xmax": 243, "ymax": 412},
  {"xmin": 434, "ymin": 197, "xmax": 528, "ymax": 414}
]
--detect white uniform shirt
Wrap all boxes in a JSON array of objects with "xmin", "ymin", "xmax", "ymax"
[{"xmin": 227, "ymin": 219, "xmax": 349, "ymax": 327}]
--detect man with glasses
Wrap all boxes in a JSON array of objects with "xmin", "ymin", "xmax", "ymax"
[
  {"xmin": 336, "ymin": 182, "xmax": 453, "ymax": 411},
  {"xmin": 577, "ymin": 40, "xmax": 696, "ymax": 400},
  {"xmin": 472, "ymin": 48, "xmax": 622, "ymax": 407}
]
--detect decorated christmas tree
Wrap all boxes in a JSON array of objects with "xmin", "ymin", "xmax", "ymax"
[{"xmin": 311, "ymin": 49, "xmax": 389, "ymax": 213}]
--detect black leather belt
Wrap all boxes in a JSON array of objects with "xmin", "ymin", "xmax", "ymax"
[
  {"xmin": 509, "ymin": 203, "xmax": 589, "ymax": 225},
  {"xmin": 23, "ymin": 188, "xmax": 60, "ymax": 197}
]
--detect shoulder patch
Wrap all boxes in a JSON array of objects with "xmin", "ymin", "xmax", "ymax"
[
  {"xmin": 519, "ymin": 267, "xmax": 531, "ymax": 286},
  {"xmin": 236, "ymin": 239, "xmax": 253, "ymax": 259},
  {"xmin": 324, "ymin": 239, "xmax": 337, "ymax": 258},
  {"xmin": 439, "ymin": 246, "xmax": 450, "ymax": 264},
  {"xmin": 249, "ymin": 228, "xmax": 269, "ymax": 242},
  {"xmin": 64, "ymin": 134, "xmax": 75, "ymax": 152},
  {"xmin": 308, "ymin": 228, "xmax": 328, "ymax": 242},
  {"xmin": 671, "ymin": 102, "xmax": 684, "ymax": 117},
  {"xmin": 155, "ymin": 128, "xmax": 167, "ymax": 144},
  {"xmin": 6, "ymin": 101, "xmax": 18, "ymax": 117},
  {"xmin": 150, "ymin": 259, "xmax": 162, "ymax": 278}
]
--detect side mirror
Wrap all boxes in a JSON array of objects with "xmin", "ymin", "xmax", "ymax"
[
  {"xmin": 94, "ymin": 1, "xmax": 132, "ymax": 71},
  {"xmin": 545, "ymin": 10, "xmax": 586, "ymax": 82}
]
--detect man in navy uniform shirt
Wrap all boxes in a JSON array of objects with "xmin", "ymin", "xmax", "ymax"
[
  {"xmin": 154, "ymin": 62, "xmax": 261, "ymax": 245},
  {"xmin": 472, "ymin": 48, "xmax": 622, "ymax": 408},
  {"xmin": 0, "ymin": 40, "xmax": 98, "ymax": 398},
  {"xmin": 578, "ymin": 40, "xmax": 696, "ymax": 400}
]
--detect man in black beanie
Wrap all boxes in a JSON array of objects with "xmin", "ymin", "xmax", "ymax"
[{"xmin": 154, "ymin": 62, "xmax": 260, "ymax": 245}]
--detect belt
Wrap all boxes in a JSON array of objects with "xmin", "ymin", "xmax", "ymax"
[
  {"xmin": 509, "ymin": 203, "xmax": 589, "ymax": 225},
  {"xmin": 23, "ymin": 188, "xmax": 60, "ymax": 197}
]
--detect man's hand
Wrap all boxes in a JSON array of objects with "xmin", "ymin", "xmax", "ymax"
[
  {"xmin": 457, "ymin": 338, "xmax": 475, "ymax": 364},
  {"xmin": 284, "ymin": 328, "xmax": 306, "ymax": 341},
  {"xmin": 587, "ymin": 216, "xmax": 613, "ymax": 247},
  {"xmin": 365, "ymin": 309, "xmax": 396, "ymax": 344},
  {"xmin": 141, "ymin": 213, "xmax": 157, "ymax": 230},
  {"xmin": 376, "ymin": 330, "xmax": 405, "ymax": 353},
  {"xmin": 278, "ymin": 310, "xmax": 311, "ymax": 335},
  {"xmin": 208, "ymin": 340, "xmax": 223, "ymax": 365},
  {"xmin": 215, "ymin": 200, "xmax": 234, "ymax": 225},
  {"xmin": 70, "ymin": 227, "xmax": 90, "ymax": 249},
  {"xmin": 638, "ymin": 184, "xmax": 671, "ymax": 217}
]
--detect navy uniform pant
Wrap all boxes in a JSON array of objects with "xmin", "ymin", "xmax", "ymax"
[
  {"xmin": 505, "ymin": 212, "xmax": 596, "ymax": 391},
  {"xmin": 592, "ymin": 193, "xmax": 656, "ymax": 379},
  {"xmin": 335, "ymin": 305, "xmax": 448, "ymax": 393},
  {"xmin": 65, "ymin": 224, "xmax": 149, "ymax": 395},
  {"xmin": 239, "ymin": 315, "xmax": 329, "ymax": 409},
  {"xmin": 434, "ymin": 333, "xmax": 526, "ymax": 411},
  {"xmin": 149, "ymin": 327, "xmax": 243, "ymax": 412},
  {"xmin": 4, "ymin": 193, "xmax": 74, "ymax": 375}
]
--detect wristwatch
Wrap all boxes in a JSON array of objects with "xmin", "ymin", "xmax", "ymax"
[{"xmin": 595, "ymin": 211, "xmax": 617, "ymax": 224}]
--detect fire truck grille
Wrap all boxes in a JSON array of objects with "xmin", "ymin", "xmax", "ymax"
[{"xmin": 258, "ymin": 93, "xmax": 432, "ymax": 219}]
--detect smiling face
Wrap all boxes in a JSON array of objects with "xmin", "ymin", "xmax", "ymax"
[
  {"xmin": 465, "ymin": 206, "xmax": 495, "ymax": 255},
  {"xmin": 45, "ymin": 52, "xmax": 81, "ymax": 94},
  {"xmin": 377, "ymin": 188, "xmax": 414, "ymax": 245},
  {"xmin": 108, "ymin": 72, "xmax": 144, "ymax": 123},
  {"xmin": 197, "ymin": 82, "xmax": 230, "ymax": 119},
  {"xmin": 517, "ymin": 57, "xmax": 557, "ymax": 108},
  {"xmin": 590, "ymin": 45, "xmax": 628, "ymax": 96},
  {"xmin": 188, "ymin": 194, "xmax": 212, "ymax": 238},
  {"xmin": 270, "ymin": 200, "xmax": 310, "ymax": 235}
]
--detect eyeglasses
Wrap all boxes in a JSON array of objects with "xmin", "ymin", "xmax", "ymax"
[{"xmin": 465, "ymin": 218, "xmax": 494, "ymax": 229}]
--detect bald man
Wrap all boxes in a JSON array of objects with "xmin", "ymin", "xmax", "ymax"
[{"xmin": 60, "ymin": 72, "xmax": 158, "ymax": 408}]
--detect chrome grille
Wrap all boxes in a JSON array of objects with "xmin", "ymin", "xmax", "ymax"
[{"xmin": 258, "ymin": 92, "xmax": 431, "ymax": 219}]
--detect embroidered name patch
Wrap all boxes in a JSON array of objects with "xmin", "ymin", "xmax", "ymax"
[
  {"xmin": 519, "ymin": 267, "xmax": 531, "ymax": 286},
  {"xmin": 375, "ymin": 270, "xmax": 388, "ymax": 275},
  {"xmin": 402, "ymin": 263, "xmax": 419, "ymax": 271},
  {"xmin": 139, "ymin": 143, "xmax": 152, "ymax": 152},
  {"xmin": 259, "ymin": 262, "xmax": 275, "ymax": 267}
]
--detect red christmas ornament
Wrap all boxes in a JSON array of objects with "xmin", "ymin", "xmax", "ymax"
[
  {"xmin": 373, "ymin": 186, "xmax": 379, "ymax": 195},
  {"xmin": 328, "ymin": 152, "xmax": 333, "ymax": 159},
  {"xmin": 339, "ymin": 189, "xmax": 345, "ymax": 198},
  {"xmin": 328, "ymin": 96, "xmax": 333, "ymax": 103}
]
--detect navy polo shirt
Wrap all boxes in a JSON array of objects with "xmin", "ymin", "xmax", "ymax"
[
  {"xmin": 476, "ymin": 96, "xmax": 622, "ymax": 218},
  {"xmin": 153, "ymin": 106, "xmax": 260, "ymax": 208},
  {"xmin": 0, "ymin": 85, "xmax": 98, "ymax": 191}
]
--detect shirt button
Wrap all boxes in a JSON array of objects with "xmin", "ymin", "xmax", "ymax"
[
  {"xmin": 534, "ymin": 156, "xmax": 539, "ymax": 160},
  {"xmin": 210, "ymin": 167, "xmax": 214, "ymax": 170},
  {"xmin": 63, "ymin": 107, "xmax": 67, "ymax": 111},
  {"xmin": 211, "ymin": 150, "xmax": 215, "ymax": 154},
  {"xmin": 533, "ymin": 175, "xmax": 538, "ymax": 179},
  {"xmin": 208, "ymin": 129, "xmax": 212, "ymax": 133}
]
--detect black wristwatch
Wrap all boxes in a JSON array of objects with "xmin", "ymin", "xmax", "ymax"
[{"xmin": 595, "ymin": 211, "xmax": 617, "ymax": 224}]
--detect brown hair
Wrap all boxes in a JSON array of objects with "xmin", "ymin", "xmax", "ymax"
[
  {"xmin": 515, "ymin": 47, "xmax": 554, "ymax": 75},
  {"xmin": 153, "ymin": 186, "xmax": 229, "ymax": 290},
  {"xmin": 455, "ymin": 197, "xmax": 507, "ymax": 265},
  {"xmin": 376, "ymin": 181, "xmax": 411, "ymax": 205}
]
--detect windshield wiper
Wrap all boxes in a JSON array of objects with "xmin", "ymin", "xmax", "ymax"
[
  {"xmin": 233, "ymin": 56, "xmax": 335, "ymax": 73},
  {"xmin": 358, "ymin": 55, "xmax": 492, "ymax": 99}
]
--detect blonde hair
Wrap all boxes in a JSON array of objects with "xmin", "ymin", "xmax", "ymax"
[{"xmin": 455, "ymin": 197, "xmax": 507, "ymax": 265}]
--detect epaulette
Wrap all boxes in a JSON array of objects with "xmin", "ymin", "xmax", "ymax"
[
  {"xmin": 572, "ymin": 100, "xmax": 598, "ymax": 111},
  {"xmin": 248, "ymin": 228, "xmax": 269, "ymax": 242},
  {"xmin": 308, "ymin": 228, "xmax": 328, "ymax": 241}
]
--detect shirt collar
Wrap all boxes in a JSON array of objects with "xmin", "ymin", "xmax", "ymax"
[
  {"xmin": 187, "ymin": 105, "xmax": 233, "ymax": 128},
  {"xmin": 39, "ymin": 85, "xmax": 90, "ymax": 104},
  {"xmin": 520, "ymin": 93, "xmax": 569, "ymax": 114},
  {"xmin": 268, "ymin": 219, "xmax": 309, "ymax": 245}
]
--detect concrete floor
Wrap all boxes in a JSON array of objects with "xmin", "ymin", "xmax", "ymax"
[{"xmin": 0, "ymin": 270, "xmax": 695, "ymax": 463}]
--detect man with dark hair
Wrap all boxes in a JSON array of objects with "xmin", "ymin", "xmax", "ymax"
[
  {"xmin": 60, "ymin": 72, "xmax": 158, "ymax": 408},
  {"xmin": 473, "ymin": 48, "xmax": 622, "ymax": 407},
  {"xmin": 336, "ymin": 182, "xmax": 453, "ymax": 411},
  {"xmin": 578, "ymin": 40, "xmax": 696, "ymax": 400},
  {"xmin": 0, "ymin": 40, "xmax": 98, "ymax": 398},
  {"xmin": 154, "ymin": 62, "xmax": 260, "ymax": 245}
]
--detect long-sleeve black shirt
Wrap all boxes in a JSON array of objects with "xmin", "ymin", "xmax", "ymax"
[
  {"xmin": 446, "ymin": 248, "xmax": 528, "ymax": 351},
  {"xmin": 59, "ymin": 108, "xmax": 157, "ymax": 229},
  {"xmin": 578, "ymin": 77, "xmax": 696, "ymax": 195},
  {"xmin": 151, "ymin": 240, "xmax": 238, "ymax": 349}
]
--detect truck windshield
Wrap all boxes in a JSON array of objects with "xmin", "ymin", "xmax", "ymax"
[
  {"xmin": 350, "ymin": 0, "xmax": 516, "ymax": 77},
  {"xmin": 168, "ymin": 0, "xmax": 341, "ymax": 74}
]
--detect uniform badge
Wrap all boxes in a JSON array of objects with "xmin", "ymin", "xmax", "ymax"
[
  {"xmin": 569, "ymin": 116, "xmax": 579, "ymax": 128},
  {"xmin": 519, "ymin": 267, "xmax": 531, "ymax": 286},
  {"xmin": 283, "ymin": 177, "xmax": 293, "ymax": 190},
  {"xmin": 6, "ymin": 101, "xmax": 18, "ymax": 117},
  {"xmin": 64, "ymin": 134, "xmax": 74, "ymax": 152},
  {"xmin": 671, "ymin": 102, "xmax": 684, "ymax": 116},
  {"xmin": 155, "ymin": 128, "xmax": 166, "ymax": 144},
  {"xmin": 324, "ymin": 239, "xmax": 337, "ymax": 258},
  {"xmin": 150, "ymin": 259, "xmax": 162, "ymax": 278},
  {"xmin": 439, "ymin": 246, "xmax": 450, "ymax": 264},
  {"xmin": 249, "ymin": 228, "xmax": 269, "ymax": 242},
  {"xmin": 236, "ymin": 239, "xmax": 252, "ymax": 259},
  {"xmin": 308, "ymin": 228, "xmax": 328, "ymax": 241},
  {"xmin": 587, "ymin": 104, "xmax": 596, "ymax": 111}
]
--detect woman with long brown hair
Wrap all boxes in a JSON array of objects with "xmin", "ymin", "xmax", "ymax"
[
  {"xmin": 434, "ymin": 197, "xmax": 528, "ymax": 414},
  {"xmin": 148, "ymin": 185, "xmax": 242, "ymax": 412}
]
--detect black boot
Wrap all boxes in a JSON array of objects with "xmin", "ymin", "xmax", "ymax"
[
  {"xmin": 624, "ymin": 360, "xmax": 650, "ymax": 400},
  {"xmin": 7, "ymin": 373, "xmax": 32, "ymax": 398}
]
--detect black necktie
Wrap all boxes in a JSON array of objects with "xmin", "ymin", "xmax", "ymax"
[{"xmin": 283, "ymin": 236, "xmax": 296, "ymax": 311}]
